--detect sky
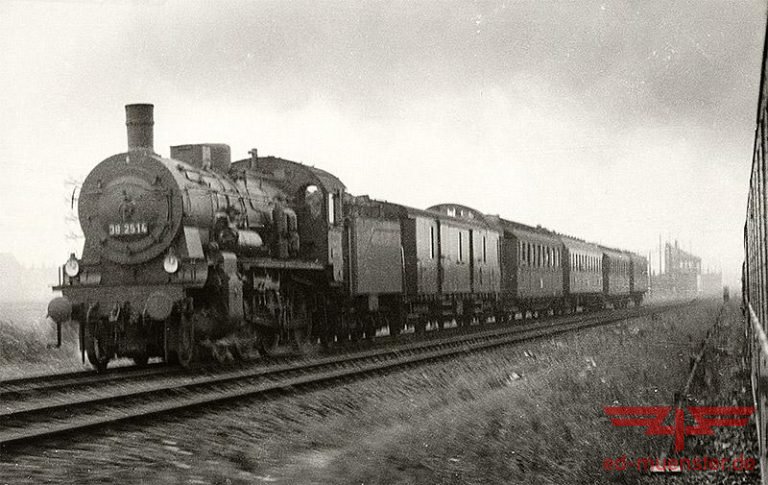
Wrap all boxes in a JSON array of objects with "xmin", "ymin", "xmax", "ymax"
[{"xmin": 0, "ymin": 0, "xmax": 765, "ymax": 288}]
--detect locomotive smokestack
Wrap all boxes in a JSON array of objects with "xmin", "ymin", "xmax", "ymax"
[{"xmin": 125, "ymin": 103, "xmax": 154, "ymax": 151}]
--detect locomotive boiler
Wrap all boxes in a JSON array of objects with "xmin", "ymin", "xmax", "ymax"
[
  {"xmin": 47, "ymin": 103, "xmax": 649, "ymax": 372},
  {"xmin": 49, "ymin": 104, "xmax": 345, "ymax": 370}
]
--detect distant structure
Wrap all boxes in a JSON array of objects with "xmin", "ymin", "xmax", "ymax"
[
  {"xmin": 700, "ymin": 269, "xmax": 723, "ymax": 297},
  {"xmin": 650, "ymin": 238, "xmax": 701, "ymax": 298}
]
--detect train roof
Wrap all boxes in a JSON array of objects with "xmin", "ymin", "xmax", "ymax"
[
  {"xmin": 232, "ymin": 156, "xmax": 346, "ymax": 193},
  {"xmin": 427, "ymin": 203, "xmax": 494, "ymax": 228},
  {"xmin": 560, "ymin": 236, "xmax": 602, "ymax": 254},
  {"xmin": 494, "ymin": 217, "xmax": 562, "ymax": 244},
  {"xmin": 599, "ymin": 246, "xmax": 631, "ymax": 260}
]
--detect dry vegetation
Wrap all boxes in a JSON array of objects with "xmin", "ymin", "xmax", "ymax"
[
  {"xmin": 0, "ymin": 302, "xmax": 86, "ymax": 378},
  {"xmin": 2, "ymin": 300, "xmax": 749, "ymax": 485}
]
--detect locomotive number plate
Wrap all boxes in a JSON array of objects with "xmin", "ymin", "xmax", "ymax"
[{"xmin": 109, "ymin": 222, "xmax": 148, "ymax": 237}]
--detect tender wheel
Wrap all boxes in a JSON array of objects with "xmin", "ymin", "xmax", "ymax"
[
  {"xmin": 233, "ymin": 337, "xmax": 257, "ymax": 361},
  {"xmin": 177, "ymin": 314, "xmax": 195, "ymax": 368},
  {"xmin": 212, "ymin": 342, "xmax": 233, "ymax": 364},
  {"xmin": 86, "ymin": 337, "xmax": 110, "ymax": 373},
  {"xmin": 258, "ymin": 329, "xmax": 279, "ymax": 356},
  {"xmin": 364, "ymin": 316, "xmax": 378, "ymax": 339},
  {"xmin": 385, "ymin": 314, "xmax": 401, "ymax": 337}
]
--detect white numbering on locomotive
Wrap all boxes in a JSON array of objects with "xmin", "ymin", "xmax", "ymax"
[{"xmin": 109, "ymin": 222, "xmax": 148, "ymax": 236}]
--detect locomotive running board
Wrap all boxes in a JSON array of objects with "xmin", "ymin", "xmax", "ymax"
[{"xmin": 239, "ymin": 258, "xmax": 325, "ymax": 271}]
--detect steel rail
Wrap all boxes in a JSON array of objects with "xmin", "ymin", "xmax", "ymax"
[
  {"xmin": 0, "ymin": 301, "xmax": 691, "ymax": 450},
  {"xmin": 0, "ymin": 363, "xmax": 175, "ymax": 398},
  {"xmin": 0, "ymin": 303, "xmax": 670, "ymax": 403},
  {"xmin": 0, "ymin": 301, "xmax": 670, "ymax": 398}
]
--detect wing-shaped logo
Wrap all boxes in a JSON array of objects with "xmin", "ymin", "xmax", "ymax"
[{"xmin": 604, "ymin": 406, "xmax": 753, "ymax": 452}]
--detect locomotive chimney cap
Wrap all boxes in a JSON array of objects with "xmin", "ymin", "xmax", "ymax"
[{"xmin": 125, "ymin": 103, "xmax": 155, "ymax": 152}]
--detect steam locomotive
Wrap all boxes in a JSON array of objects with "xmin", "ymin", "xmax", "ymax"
[{"xmin": 47, "ymin": 104, "xmax": 648, "ymax": 371}]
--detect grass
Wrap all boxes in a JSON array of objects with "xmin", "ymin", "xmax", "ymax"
[
  {"xmin": 255, "ymin": 302, "xmax": 718, "ymax": 485},
  {"xmin": 0, "ymin": 300, "xmax": 734, "ymax": 485},
  {"xmin": 0, "ymin": 301, "xmax": 86, "ymax": 377}
]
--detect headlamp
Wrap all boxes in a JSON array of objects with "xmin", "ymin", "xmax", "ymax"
[
  {"xmin": 163, "ymin": 249, "xmax": 179, "ymax": 274},
  {"xmin": 64, "ymin": 253, "xmax": 80, "ymax": 278}
]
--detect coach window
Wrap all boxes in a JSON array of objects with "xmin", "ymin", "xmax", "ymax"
[
  {"xmin": 483, "ymin": 236, "xmax": 487, "ymax": 263},
  {"xmin": 430, "ymin": 226, "xmax": 435, "ymax": 259},
  {"xmin": 458, "ymin": 232, "xmax": 464, "ymax": 262},
  {"xmin": 327, "ymin": 193, "xmax": 336, "ymax": 225},
  {"xmin": 303, "ymin": 185, "xmax": 323, "ymax": 220}
]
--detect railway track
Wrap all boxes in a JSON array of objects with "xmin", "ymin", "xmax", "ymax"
[
  {"xmin": 0, "ymin": 300, "xmax": 690, "ymax": 450},
  {"xmin": 0, "ymin": 299, "xmax": 681, "ymax": 397}
]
